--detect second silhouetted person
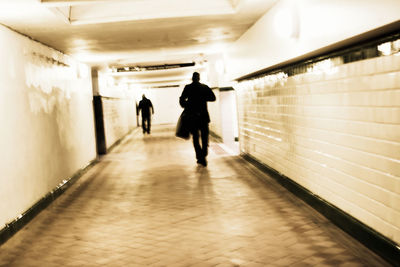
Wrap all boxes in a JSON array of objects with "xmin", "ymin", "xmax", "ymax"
[{"xmin": 138, "ymin": 94, "xmax": 154, "ymax": 134}]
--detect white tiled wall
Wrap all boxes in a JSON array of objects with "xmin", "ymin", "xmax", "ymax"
[
  {"xmin": 236, "ymin": 54, "xmax": 400, "ymax": 244},
  {"xmin": 102, "ymin": 97, "xmax": 136, "ymax": 149}
]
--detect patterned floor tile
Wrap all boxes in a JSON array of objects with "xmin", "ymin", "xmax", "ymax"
[{"xmin": 0, "ymin": 125, "xmax": 390, "ymax": 266}]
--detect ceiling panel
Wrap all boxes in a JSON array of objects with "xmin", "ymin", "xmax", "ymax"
[
  {"xmin": 69, "ymin": 0, "xmax": 235, "ymax": 24},
  {"xmin": 0, "ymin": 0, "xmax": 277, "ymax": 87}
]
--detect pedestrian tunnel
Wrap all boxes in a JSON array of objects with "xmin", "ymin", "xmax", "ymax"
[{"xmin": 0, "ymin": 1, "xmax": 399, "ymax": 265}]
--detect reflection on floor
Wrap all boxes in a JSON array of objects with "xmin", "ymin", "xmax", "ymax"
[{"xmin": 0, "ymin": 125, "xmax": 389, "ymax": 266}]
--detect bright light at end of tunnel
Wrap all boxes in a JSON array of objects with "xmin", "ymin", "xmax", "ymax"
[
  {"xmin": 77, "ymin": 63, "xmax": 89, "ymax": 78},
  {"xmin": 215, "ymin": 59, "xmax": 224, "ymax": 75},
  {"xmin": 107, "ymin": 76, "xmax": 115, "ymax": 86}
]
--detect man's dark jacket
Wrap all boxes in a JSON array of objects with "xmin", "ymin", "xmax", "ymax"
[{"xmin": 179, "ymin": 81, "xmax": 216, "ymax": 124}]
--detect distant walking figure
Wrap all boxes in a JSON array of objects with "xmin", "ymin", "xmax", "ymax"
[
  {"xmin": 138, "ymin": 94, "xmax": 154, "ymax": 134},
  {"xmin": 180, "ymin": 72, "xmax": 216, "ymax": 166}
]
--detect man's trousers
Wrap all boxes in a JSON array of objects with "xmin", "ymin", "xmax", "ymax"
[{"xmin": 191, "ymin": 123, "xmax": 209, "ymax": 160}]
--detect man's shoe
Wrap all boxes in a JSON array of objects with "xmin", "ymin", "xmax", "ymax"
[{"xmin": 198, "ymin": 158, "xmax": 207, "ymax": 167}]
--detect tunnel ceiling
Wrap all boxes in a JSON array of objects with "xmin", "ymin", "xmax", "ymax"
[{"xmin": 0, "ymin": 0, "xmax": 277, "ymax": 87}]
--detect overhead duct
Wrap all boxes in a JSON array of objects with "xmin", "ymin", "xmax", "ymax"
[{"xmin": 116, "ymin": 62, "xmax": 195, "ymax": 72}]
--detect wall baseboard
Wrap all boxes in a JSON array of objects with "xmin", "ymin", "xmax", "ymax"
[
  {"xmin": 210, "ymin": 131, "xmax": 222, "ymax": 142},
  {"xmin": 106, "ymin": 127, "xmax": 138, "ymax": 153},
  {"xmin": 0, "ymin": 159, "xmax": 98, "ymax": 247},
  {"xmin": 242, "ymin": 153, "xmax": 400, "ymax": 267}
]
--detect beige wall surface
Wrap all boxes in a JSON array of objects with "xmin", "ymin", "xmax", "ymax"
[
  {"xmin": 0, "ymin": 25, "xmax": 96, "ymax": 227},
  {"xmin": 236, "ymin": 53, "xmax": 400, "ymax": 244},
  {"xmin": 208, "ymin": 89, "xmax": 222, "ymax": 138},
  {"xmin": 227, "ymin": 0, "xmax": 400, "ymax": 80}
]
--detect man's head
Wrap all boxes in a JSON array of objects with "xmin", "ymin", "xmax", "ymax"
[
  {"xmin": 142, "ymin": 94, "xmax": 146, "ymax": 99},
  {"xmin": 192, "ymin": 72, "xmax": 200, "ymax": 83}
]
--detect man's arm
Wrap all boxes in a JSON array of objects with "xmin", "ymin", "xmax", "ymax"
[
  {"xmin": 179, "ymin": 86, "xmax": 188, "ymax": 108},
  {"xmin": 205, "ymin": 85, "xmax": 216, "ymax": 102}
]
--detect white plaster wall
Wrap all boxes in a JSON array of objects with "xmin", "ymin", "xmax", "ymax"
[
  {"xmin": 0, "ymin": 25, "xmax": 96, "ymax": 227},
  {"xmin": 227, "ymin": 0, "xmax": 400, "ymax": 80}
]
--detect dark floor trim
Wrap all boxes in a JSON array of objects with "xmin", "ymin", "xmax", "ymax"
[
  {"xmin": 242, "ymin": 153, "xmax": 400, "ymax": 266},
  {"xmin": 0, "ymin": 159, "xmax": 98, "ymax": 247},
  {"xmin": 210, "ymin": 131, "xmax": 223, "ymax": 142},
  {"xmin": 106, "ymin": 127, "xmax": 138, "ymax": 153}
]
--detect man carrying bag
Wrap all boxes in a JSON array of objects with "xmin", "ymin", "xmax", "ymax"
[{"xmin": 176, "ymin": 72, "xmax": 216, "ymax": 166}]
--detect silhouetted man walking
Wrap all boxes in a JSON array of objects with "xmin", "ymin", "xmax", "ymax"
[
  {"xmin": 138, "ymin": 94, "xmax": 154, "ymax": 134},
  {"xmin": 179, "ymin": 72, "xmax": 216, "ymax": 166}
]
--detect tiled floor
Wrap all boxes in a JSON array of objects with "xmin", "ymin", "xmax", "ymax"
[{"xmin": 0, "ymin": 125, "xmax": 389, "ymax": 266}]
